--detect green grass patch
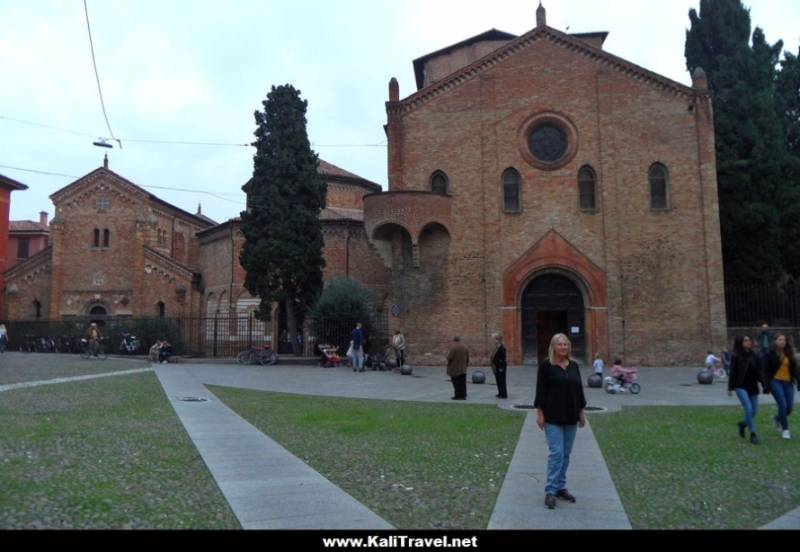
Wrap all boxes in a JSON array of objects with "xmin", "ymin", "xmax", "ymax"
[
  {"xmin": 0, "ymin": 373, "xmax": 240, "ymax": 529},
  {"xmin": 209, "ymin": 386, "xmax": 525, "ymax": 529},
  {"xmin": 0, "ymin": 353, "xmax": 147, "ymax": 386},
  {"xmin": 590, "ymin": 405, "xmax": 799, "ymax": 529}
]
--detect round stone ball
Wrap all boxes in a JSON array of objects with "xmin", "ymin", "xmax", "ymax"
[
  {"xmin": 587, "ymin": 373, "xmax": 604, "ymax": 388},
  {"xmin": 472, "ymin": 370, "xmax": 486, "ymax": 384},
  {"xmin": 400, "ymin": 365, "xmax": 413, "ymax": 376},
  {"xmin": 697, "ymin": 370, "xmax": 714, "ymax": 385}
]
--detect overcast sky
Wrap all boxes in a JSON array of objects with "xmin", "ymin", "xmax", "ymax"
[{"xmin": 2, "ymin": 0, "xmax": 798, "ymax": 224}]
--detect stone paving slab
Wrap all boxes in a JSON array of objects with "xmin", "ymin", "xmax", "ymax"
[
  {"xmin": 155, "ymin": 365, "xmax": 393, "ymax": 530},
  {"xmin": 761, "ymin": 508, "xmax": 800, "ymax": 529},
  {"xmin": 488, "ymin": 412, "xmax": 631, "ymax": 530}
]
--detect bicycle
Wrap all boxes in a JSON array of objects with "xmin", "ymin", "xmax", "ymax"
[
  {"xmin": 236, "ymin": 344, "xmax": 277, "ymax": 366},
  {"xmin": 80, "ymin": 337, "xmax": 108, "ymax": 360},
  {"xmin": 704, "ymin": 355, "xmax": 727, "ymax": 381}
]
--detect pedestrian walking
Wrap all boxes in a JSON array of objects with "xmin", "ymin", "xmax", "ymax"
[
  {"xmin": 727, "ymin": 336, "xmax": 767, "ymax": 445},
  {"xmin": 447, "ymin": 336, "xmax": 469, "ymax": 400},
  {"xmin": 0, "ymin": 323, "xmax": 7, "ymax": 353},
  {"xmin": 757, "ymin": 323, "xmax": 774, "ymax": 366},
  {"xmin": 490, "ymin": 332, "xmax": 508, "ymax": 399},
  {"xmin": 392, "ymin": 330, "xmax": 406, "ymax": 369},
  {"xmin": 765, "ymin": 333, "xmax": 799, "ymax": 440},
  {"xmin": 351, "ymin": 322, "xmax": 365, "ymax": 372},
  {"xmin": 534, "ymin": 333, "xmax": 586, "ymax": 510}
]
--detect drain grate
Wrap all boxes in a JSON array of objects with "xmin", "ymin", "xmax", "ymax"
[
  {"xmin": 176, "ymin": 396, "xmax": 209, "ymax": 403},
  {"xmin": 513, "ymin": 404, "xmax": 536, "ymax": 410}
]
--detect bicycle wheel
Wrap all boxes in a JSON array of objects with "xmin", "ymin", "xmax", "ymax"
[
  {"xmin": 630, "ymin": 383, "xmax": 641, "ymax": 395},
  {"xmin": 236, "ymin": 351, "xmax": 250, "ymax": 365},
  {"xmin": 80, "ymin": 345, "xmax": 91, "ymax": 359},
  {"xmin": 98, "ymin": 345, "xmax": 108, "ymax": 360},
  {"xmin": 259, "ymin": 350, "xmax": 277, "ymax": 366}
]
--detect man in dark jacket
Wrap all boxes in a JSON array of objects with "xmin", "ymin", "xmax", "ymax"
[{"xmin": 447, "ymin": 336, "xmax": 469, "ymax": 400}]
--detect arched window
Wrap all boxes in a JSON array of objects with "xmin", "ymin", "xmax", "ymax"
[
  {"xmin": 34, "ymin": 299, "xmax": 42, "ymax": 320},
  {"xmin": 430, "ymin": 171, "xmax": 449, "ymax": 195},
  {"xmin": 93, "ymin": 228, "xmax": 100, "ymax": 248},
  {"xmin": 103, "ymin": 229, "xmax": 110, "ymax": 248},
  {"xmin": 157, "ymin": 301, "xmax": 165, "ymax": 319},
  {"xmin": 578, "ymin": 166, "xmax": 597, "ymax": 211},
  {"xmin": 502, "ymin": 168, "xmax": 521, "ymax": 212},
  {"xmin": 649, "ymin": 163, "xmax": 670, "ymax": 210},
  {"xmin": 89, "ymin": 305, "xmax": 107, "ymax": 316}
]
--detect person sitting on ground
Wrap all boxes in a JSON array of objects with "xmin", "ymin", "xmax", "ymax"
[
  {"xmin": 705, "ymin": 350, "xmax": 721, "ymax": 372},
  {"xmin": 159, "ymin": 340, "xmax": 172, "ymax": 364},
  {"xmin": 149, "ymin": 340, "xmax": 162, "ymax": 362}
]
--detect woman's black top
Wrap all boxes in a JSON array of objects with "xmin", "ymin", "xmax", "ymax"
[
  {"xmin": 534, "ymin": 359, "xmax": 587, "ymax": 426},
  {"xmin": 727, "ymin": 351, "xmax": 763, "ymax": 395}
]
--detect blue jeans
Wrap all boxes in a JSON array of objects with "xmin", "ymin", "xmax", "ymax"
[
  {"xmin": 544, "ymin": 423, "xmax": 578, "ymax": 495},
  {"xmin": 771, "ymin": 381, "xmax": 795, "ymax": 431},
  {"xmin": 734, "ymin": 388, "xmax": 759, "ymax": 434},
  {"xmin": 352, "ymin": 348, "xmax": 364, "ymax": 371}
]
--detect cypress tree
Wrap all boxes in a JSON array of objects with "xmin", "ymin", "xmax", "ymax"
[
  {"xmin": 239, "ymin": 85, "xmax": 327, "ymax": 354},
  {"xmin": 776, "ymin": 48, "xmax": 800, "ymax": 277},
  {"xmin": 685, "ymin": 0, "xmax": 788, "ymax": 285}
]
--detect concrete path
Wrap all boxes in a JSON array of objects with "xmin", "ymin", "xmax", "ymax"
[
  {"xmin": 0, "ymin": 367, "xmax": 154, "ymax": 393},
  {"xmin": 762, "ymin": 507, "xmax": 800, "ymax": 530},
  {"xmin": 155, "ymin": 364, "xmax": 393, "ymax": 530},
  {"xmin": 489, "ymin": 412, "xmax": 631, "ymax": 529}
]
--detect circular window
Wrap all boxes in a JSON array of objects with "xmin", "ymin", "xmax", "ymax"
[
  {"xmin": 518, "ymin": 113, "xmax": 578, "ymax": 170},
  {"xmin": 528, "ymin": 124, "xmax": 567, "ymax": 163}
]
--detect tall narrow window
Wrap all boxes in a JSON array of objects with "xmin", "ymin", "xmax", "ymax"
[
  {"xmin": 93, "ymin": 228, "xmax": 100, "ymax": 247},
  {"xmin": 578, "ymin": 166, "xmax": 597, "ymax": 211},
  {"xmin": 34, "ymin": 300, "xmax": 42, "ymax": 320},
  {"xmin": 157, "ymin": 301, "xmax": 166, "ymax": 319},
  {"xmin": 502, "ymin": 168, "xmax": 521, "ymax": 212},
  {"xmin": 649, "ymin": 163, "xmax": 670, "ymax": 210},
  {"xmin": 17, "ymin": 238, "xmax": 30, "ymax": 259},
  {"xmin": 103, "ymin": 229, "xmax": 110, "ymax": 248},
  {"xmin": 430, "ymin": 171, "xmax": 449, "ymax": 195}
]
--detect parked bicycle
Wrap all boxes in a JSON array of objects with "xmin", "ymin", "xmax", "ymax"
[
  {"xmin": 119, "ymin": 332, "xmax": 141, "ymax": 355},
  {"xmin": 236, "ymin": 344, "xmax": 277, "ymax": 366},
  {"xmin": 80, "ymin": 337, "xmax": 108, "ymax": 359},
  {"xmin": 704, "ymin": 351, "xmax": 727, "ymax": 381}
]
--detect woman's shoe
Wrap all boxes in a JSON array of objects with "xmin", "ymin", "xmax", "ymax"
[
  {"xmin": 545, "ymin": 494, "xmax": 556, "ymax": 509},
  {"xmin": 750, "ymin": 433, "xmax": 759, "ymax": 445},
  {"xmin": 555, "ymin": 489, "xmax": 576, "ymax": 503},
  {"xmin": 737, "ymin": 421, "xmax": 746, "ymax": 438}
]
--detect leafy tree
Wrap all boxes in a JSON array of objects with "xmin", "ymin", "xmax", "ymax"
[
  {"xmin": 308, "ymin": 278, "xmax": 376, "ymax": 353},
  {"xmin": 239, "ymin": 85, "xmax": 327, "ymax": 354},
  {"xmin": 685, "ymin": 0, "xmax": 788, "ymax": 284}
]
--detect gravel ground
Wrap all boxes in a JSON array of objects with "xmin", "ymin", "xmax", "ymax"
[
  {"xmin": 590, "ymin": 405, "xmax": 800, "ymax": 529},
  {"xmin": 0, "ymin": 372, "xmax": 240, "ymax": 529},
  {"xmin": 0, "ymin": 352, "xmax": 148, "ymax": 386},
  {"xmin": 209, "ymin": 385, "xmax": 525, "ymax": 530}
]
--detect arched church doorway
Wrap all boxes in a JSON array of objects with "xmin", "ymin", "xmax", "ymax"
[
  {"xmin": 521, "ymin": 273, "xmax": 586, "ymax": 364},
  {"xmin": 88, "ymin": 305, "xmax": 108, "ymax": 327}
]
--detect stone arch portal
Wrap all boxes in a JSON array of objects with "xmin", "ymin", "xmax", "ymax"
[{"xmin": 502, "ymin": 230, "xmax": 609, "ymax": 366}]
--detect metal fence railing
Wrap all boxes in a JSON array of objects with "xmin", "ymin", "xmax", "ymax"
[
  {"xmin": 2, "ymin": 311, "xmax": 390, "ymax": 361},
  {"xmin": 725, "ymin": 280, "xmax": 800, "ymax": 327}
]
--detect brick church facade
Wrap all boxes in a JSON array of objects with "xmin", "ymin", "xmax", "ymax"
[
  {"xmin": 4, "ymin": 7, "xmax": 727, "ymax": 366},
  {"xmin": 364, "ymin": 7, "xmax": 726, "ymax": 366}
]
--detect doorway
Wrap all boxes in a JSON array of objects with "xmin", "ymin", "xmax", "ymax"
[{"xmin": 521, "ymin": 273, "xmax": 586, "ymax": 364}]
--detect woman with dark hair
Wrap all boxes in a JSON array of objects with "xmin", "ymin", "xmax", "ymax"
[
  {"xmin": 765, "ymin": 334, "xmax": 800, "ymax": 440},
  {"xmin": 534, "ymin": 333, "xmax": 586, "ymax": 510},
  {"xmin": 490, "ymin": 332, "xmax": 508, "ymax": 399},
  {"xmin": 727, "ymin": 336, "xmax": 766, "ymax": 444}
]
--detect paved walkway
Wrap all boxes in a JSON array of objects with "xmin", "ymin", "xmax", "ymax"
[
  {"xmin": 0, "ymin": 367, "xmax": 153, "ymax": 393},
  {"xmin": 155, "ymin": 365, "xmax": 392, "ymax": 530}
]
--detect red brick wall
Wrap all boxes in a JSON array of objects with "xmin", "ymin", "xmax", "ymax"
[{"xmin": 381, "ymin": 35, "xmax": 726, "ymax": 366}]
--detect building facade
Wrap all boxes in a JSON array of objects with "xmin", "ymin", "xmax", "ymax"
[{"xmin": 363, "ymin": 8, "xmax": 726, "ymax": 366}]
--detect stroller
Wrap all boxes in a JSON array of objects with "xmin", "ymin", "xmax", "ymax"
[
  {"xmin": 318, "ymin": 344, "xmax": 342, "ymax": 368},
  {"xmin": 604, "ymin": 365, "xmax": 641, "ymax": 394}
]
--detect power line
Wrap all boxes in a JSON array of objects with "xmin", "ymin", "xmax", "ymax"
[
  {"xmin": 84, "ymin": 0, "xmax": 121, "ymax": 149},
  {"xmin": 1, "ymin": 114, "xmax": 388, "ymax": 149},
  {"xmin": 0, "ymin": 163, "xmax": 244, "ymax": 205}
]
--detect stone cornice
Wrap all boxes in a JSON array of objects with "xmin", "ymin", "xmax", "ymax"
[
  {"xmin": 143, "ymin": 246, "xmax": 195, "ymax": 280},
  {"xmin": 5, "ymin": 246, "xmax": 52, "ymax": 281}
]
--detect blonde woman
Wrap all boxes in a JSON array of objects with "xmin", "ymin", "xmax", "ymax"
[{"xmin": 534, "ymin": 333, "xmax": 587, "ymax": 510}]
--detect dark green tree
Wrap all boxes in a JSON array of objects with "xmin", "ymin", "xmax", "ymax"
[
  {"xmin": 685, "ymin": 0, "xmax": 788, "ymax": 284},
  {"xmin": 309, "ymin": 278, "xmax": 377, "ymax": 352},
  {"xmin": 776, "ymin": 48, "xmax": 800, "ymax": 277},
  {"xmin": 240, "ymin": 85, "xmax": 327, "ymax": 354}
]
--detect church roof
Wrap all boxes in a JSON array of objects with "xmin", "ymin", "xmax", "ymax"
[
  {"xmin": 394, "ymin": 25, "xmax": 697, "ymax": 116},
  {"xmin": 50, "ymin": 167, "xmax": 216, "ymax": 228},
  {"xmin": 412, "ymin": 29, "xmax": 518, "ymax": 90},
  {"xmin": 318, "ymin": 159, "xmax": 382, "ymax": 192},
  {"xmin": 319, "ymin": 207, "xmax": 364, "ymax": 223}
]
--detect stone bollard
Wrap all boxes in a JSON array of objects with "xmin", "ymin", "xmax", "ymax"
[{"xmin": 472, "ymin": 370, "xmax": 486, "ymax": 384}]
